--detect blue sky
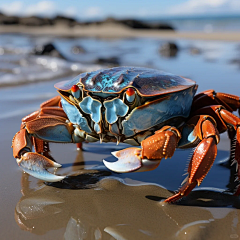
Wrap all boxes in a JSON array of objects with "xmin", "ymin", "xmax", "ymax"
[{"xmin": 0, "ymin": 0, "xmax": 240, "ymax": 19}]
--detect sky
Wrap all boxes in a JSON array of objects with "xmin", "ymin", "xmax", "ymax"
[{"xmin": 0, "ymin": 0, "xmax": 240, "ymax": 19}]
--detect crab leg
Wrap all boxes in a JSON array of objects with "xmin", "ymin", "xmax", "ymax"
[
  {"xmin": 216, "ymin": 108, "xmax": 240, "ymax": 195},
  {"xmin": 165, "ymin": 116, "xmax": 219, "ymax": 203},
  {"xmin": 39, "ymin": 96, "xmax": 83, "ymax": 150},
  {"xmin": 12, "ymin": 96, "xmax": 81, "ymax": 182},
  {"xmin": 103, "ymin": 126, "xmax": 181, "ymax": 173},
  {"xmin": 191, "ymin": 105, "xmax": 240, "ymax": 195},
  {"xmin": 192, "ymin": 90, "xmax": 240, "ymax": 113},
  {"xmin": 12, "ymin": 129, "xmax": 65, "ymax": 182},
  {"xmin": 40, "ymin": 95, "xmax": 62, "ymax": 108},
  {"xmin": 32, "ymin": 137, "xmax": 55, "ymax": 161}
]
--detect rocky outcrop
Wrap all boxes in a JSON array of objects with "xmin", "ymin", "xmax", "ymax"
[
  {"xmin": 52, "ymin": 15, "xmax": 77, "ymax": 26},
  {"xmin": 0, "ymin": 12, "xmax": 19, "ymax": 25},
  {"xmin": 19, "ymin": 16, "xmax": 53, "ymax": 26},
  {"xmin": 0, "ymin": 12, "xmax": 174, "ymax": 30}
]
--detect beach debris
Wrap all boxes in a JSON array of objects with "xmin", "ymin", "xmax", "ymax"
[
  {"xmin": 33, "ymin": 42, "xmax": 66, "ymax": 59},
  {"xmin": 12, "ymin": 66, "xmax": 240, "ymax": 202},
  {"xmin": 159, "ymin": 42, "xmax": 179, "ymax": 57}
]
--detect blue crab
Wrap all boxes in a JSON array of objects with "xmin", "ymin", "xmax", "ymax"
[{"xmin": 12, "ymin": 67, "xmax": 240, "ymax": 202}]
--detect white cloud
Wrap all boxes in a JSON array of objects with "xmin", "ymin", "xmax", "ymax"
[
  {"xmin": 63, "ymin": 6, "xmax": 77, "ymax": 17},
  {"xmin": 25, "ymin": 1, "xmax": 56, "ymax": 16},
  {"xmin": 0, "ymin": 1, "xmax": 102, "ymax": 19},
  {"xmin": 83, "ymin": 7, "xmax": 102, "ymax": 18},
  {"xmin": 0, "ymin": 1, "xmax": 23, "ymax": 15},
  {"xmin": 168, "ymin": 0, "xmax": 240, "ymax": 15},
  {"xmin": 0, "ymin": 1, "xmax": 57, "ymax": 16}
]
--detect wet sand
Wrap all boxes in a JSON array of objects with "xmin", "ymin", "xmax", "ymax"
[
  {"xmin": 1, "ymin": 27, "xmax": 240, "ymax": 239},
  {"xmin": 1, "ymin": 76, "xmax": 240, "ymax": 239},
  {"xmin": 1, "ymin": 23, "xmax": 240, "ymax": 41}
]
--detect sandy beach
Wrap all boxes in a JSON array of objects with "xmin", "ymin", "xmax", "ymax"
[
  {"xmin": 1, "ymin": 23, "xmax": 240, "ymax": 41},
  {"xmin": 1, "ymin": 81, "xmax": 240, "ymax": 239},
  {"xmin": 1, "ymin": 23, "xmax": 240, "ymax": 239}
]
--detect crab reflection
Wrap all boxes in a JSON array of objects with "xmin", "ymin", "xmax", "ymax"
[{"xmin": 15, "ymin": 148, "xmax": 240, "ymax": 240}]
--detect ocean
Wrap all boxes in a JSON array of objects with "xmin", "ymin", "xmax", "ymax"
[{"xmin": 144, "ymin": 14, "xmax": 240, "ymax": 32}]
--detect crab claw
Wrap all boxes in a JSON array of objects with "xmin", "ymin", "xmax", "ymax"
[
  {"xmin": 17, "ymin": 152, "xmax": 66, "ymax": 182},
  {"xmin": 103, "ymin": 147, "xmax": 161, "ymax": 173}
]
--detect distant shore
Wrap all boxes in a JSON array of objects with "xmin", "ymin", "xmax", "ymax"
[
  {"xmin": 0, "ymin": 13, "xmax": 239, "ymax": 41},
  {"xmin": 1, "ymin": 23, "xmax": 240, "ymax": 41}
]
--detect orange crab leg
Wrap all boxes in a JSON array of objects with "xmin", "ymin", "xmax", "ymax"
[
  {"xmin": 32, "ymin": 137, "xmax": 56, "ymax": 161},
  {"xmin": 40, "ymin": 95, "xmax": 62, "ymax": 108},
  {"xmin": 12, "ymin": 114, "xmax": 76, "ymax": 181},
  {"xmin": 22, "ymin": 96, "xmax": 82, "ymax": 151},
  {"xmin": 12, "ymin": 129, "xmax": 61, "ymax": 168},
  {"xmin": 21, "ymin": 96, "xmax": 64, "ymax": 128},
  {"xmin": 165, "ymin": 116, "xmax": 219, "ymax": 203},
  {"xmin": 12, "ymin": 129, "xmax": 31, "ymax": 159},
  {"xmin": 216, "ymin": 108, "xmax": 240, "ymax": 195},
  {"xmin": 235, "ymin": 127, "xmax": 240, "ymax": 195},
  {"xmin": 192, "ymin": 90, "xmax": 240, "ymax": 113},
  {"xmin": 141, "ymin": 126, "xmax": 181, "ymax": 160},
  {"xmin": 39, "ymin": 96, "xmax": 82, "ymax": 150},
  {"xmin": 189, "ymin": 105, "xmax": 240, "ymax": 196},
  {"xmin": 12, "ymin": 95, "xmax": 86, "ymax": 181}
]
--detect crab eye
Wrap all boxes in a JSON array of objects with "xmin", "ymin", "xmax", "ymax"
[
  {"xmin": 125, "ymin": 88, "xmax": 135, "ymax": 103},
  {"xmin": 71, "ymin": 85, "xmax": 81, "ymax": 99}
]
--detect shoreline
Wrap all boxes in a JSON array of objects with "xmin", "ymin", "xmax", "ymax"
[
  {"xmin": 1, "ymin": 28, "xmax": 240, "ymax": 239},
  {"xmin": 1, "ymin": 23, "xmax": 240, "ymax": 41}
]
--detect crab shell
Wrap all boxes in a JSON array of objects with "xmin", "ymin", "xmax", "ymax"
[{"xmin": 55, "ymin": 67, "xmax": 197, "ymax": 145}]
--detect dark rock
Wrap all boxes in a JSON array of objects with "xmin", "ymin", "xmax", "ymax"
[
  {"xmin": 94, "ymin": 57, "xmax": 120, "ymax": 66},
  {"xmin": 33, "ymin": 43, "xmax": 66, "ymax": 59},
  {"xmin": 152, "ymin": 23, "xmax": 175, "ymax": 30},
  {"xmin": 119, "ymin": 19, "xmax": 174, "ymax": 30},
  {"xmin": 159, "ymin": 42, "xmax": 179, "ymax": 58},
  {"xmin": 120, "ymin": 19, "xmax": 151, "ymax": 29},
  {"xmin": 0, "ymin": 12, "xmax": 174, "ymax": 31},
  {"xmin": 53, "ymin": 15, "xmax": 77, "ymax": 27},
  {"xmin": 0, "ymin": 12, "xmax": 19, "ymax": 25},
  {"xmin": 229, "ymin": 58, "xmax": 240, "ymax": 67},
  {"xmin": 19, "ymin": 16, "xmax": 53, "ymax": 26},
  {"xmin": 79, "ymin": 17, "xmax": 174, "ymax": 31}
]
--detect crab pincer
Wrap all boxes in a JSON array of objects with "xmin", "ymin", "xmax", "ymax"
[
  {"xmin": 103, "ymin": 148, "xmax": 161, "ymax": 173},
  {"xmin": 12, "ymin": 128, "xmax": 66, "ymax": 182},
  {"xmin": 16, "ymin": 152, "xmax": 65, "ymax": 182},
  {"xmin": 103, "ymin": 127, "xmax": 179, "ymax": 173}
]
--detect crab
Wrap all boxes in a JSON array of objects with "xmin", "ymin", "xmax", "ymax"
[{"xmin": 12, "ymin": 66, "xmax": 240, "ymax": 203}]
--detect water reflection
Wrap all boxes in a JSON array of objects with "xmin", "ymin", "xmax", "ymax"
[
  {"xmin": 14, "ymin": 147, "xmax": 240, "ymax": 240},
  {"xmin": 15, "ymin": 173, "xmax": 240, "ymax": 239}
]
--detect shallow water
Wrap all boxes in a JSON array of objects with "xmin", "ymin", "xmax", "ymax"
[
  {"xmin": 0, "ymin": 33, "xmax": 240, "ymax": 94},
  {"xmin": 1, "ymin": 33, "xmax": 240, "ymax": 239}
]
